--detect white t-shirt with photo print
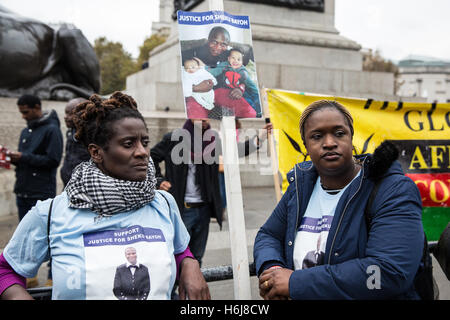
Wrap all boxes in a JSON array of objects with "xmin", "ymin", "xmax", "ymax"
[
  {"xmin": 293, "ymin": 172, "xmax": 360, "ymax": 270},
  {"xmin": 4, "ymin": 190, "xmax": 189, "ymax": 300}
]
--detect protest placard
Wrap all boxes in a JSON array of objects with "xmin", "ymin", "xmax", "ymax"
[{"xmin": 178, "ymin": 10, "xmax": 262, "ymax": 120}]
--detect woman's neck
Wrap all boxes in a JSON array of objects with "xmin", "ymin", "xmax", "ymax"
[{"xmin": 319, "ymin": 162, "xmax": 361, "ymax": 190}]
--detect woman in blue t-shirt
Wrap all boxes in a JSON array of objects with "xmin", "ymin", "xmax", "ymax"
[
  {"xmin": 254, "ymin": 100, "xmax": 424, "ymax": 300},
  {"xmin": 0, "ymin": 92, "xmax": 210, "ymax": 300}
]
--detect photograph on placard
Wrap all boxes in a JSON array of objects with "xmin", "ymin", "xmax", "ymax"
[{"xmin": 177, "ymin": 10, "xmax": 262, "ymax": 119}]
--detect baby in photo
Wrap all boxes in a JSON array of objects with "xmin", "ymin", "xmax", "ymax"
[{"xmin": 182, "ymin": 57, "xmax": 217, "ymax": 114}]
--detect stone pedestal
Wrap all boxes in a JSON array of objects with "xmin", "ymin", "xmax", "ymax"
[{"xmin": 126, "ymin": 0, "xmax": 395, "ymax": 114}]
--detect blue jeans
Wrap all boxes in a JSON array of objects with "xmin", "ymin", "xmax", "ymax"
[{"xmin": 181, "ymin": 204, "xmax": 211, "ymax": 267}]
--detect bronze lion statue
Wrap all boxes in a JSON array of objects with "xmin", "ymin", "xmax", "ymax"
[{"xmin": 0, "ymin": 5, "xmax": 100, "ymax": 100}]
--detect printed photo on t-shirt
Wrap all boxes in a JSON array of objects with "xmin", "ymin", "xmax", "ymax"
[
  {"xmin": 83, "ymin": 225, "xmax": 172, "ymax": 300},
  {"xmin": 293, "ymin": 215, "xmax": 333, "ymax": 270}
]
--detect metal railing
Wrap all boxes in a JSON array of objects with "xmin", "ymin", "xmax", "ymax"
[
  {"xmin": 26, "ymin": 242, "xmax": 439, "ymax": 300},
  {"xmin": 27, "ymin": 262, "xmax": 257, "ymax": 300}
]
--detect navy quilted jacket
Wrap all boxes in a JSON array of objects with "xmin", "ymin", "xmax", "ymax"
[{"xmin": 254, "ymin": 147, "xmax": 424, "ymax": 299}]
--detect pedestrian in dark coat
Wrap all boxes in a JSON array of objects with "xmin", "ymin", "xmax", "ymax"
[
  {"xmin": 60, "ymin": 98, "xmax": 90, "ymax": 187},
  {"xmin": 151, "ymin": 119, "xmax": 222, "ymax": 265},
  {"xmin": 8, "ymin": 94, "xmax": 63, "ymax": 220}
]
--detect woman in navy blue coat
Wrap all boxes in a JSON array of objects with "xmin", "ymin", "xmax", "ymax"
[{"xmin": 254, "ymin": 100, "xmax": 424, "ymax": 299}]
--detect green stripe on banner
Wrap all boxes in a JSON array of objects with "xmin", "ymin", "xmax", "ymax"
[{"xmin": 422, "ymin": 207, "xmax": 450, "ymax": 241}]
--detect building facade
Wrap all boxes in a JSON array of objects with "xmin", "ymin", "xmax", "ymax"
[{"xmin": 397, "ymin": 55, "xmax": 450, "ymax": 103}]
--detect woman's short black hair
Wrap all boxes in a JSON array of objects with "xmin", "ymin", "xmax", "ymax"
[
  {"xmin": 299, "ymin": 100, "xmax": 354, "ymax": 144},
  {"xmin": 72, "ymin": 91, "xmax": 146, "ymax": 149}
]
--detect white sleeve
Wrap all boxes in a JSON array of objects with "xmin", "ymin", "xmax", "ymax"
[{"xmin": 3, "ymin": 199, "xmax": 52, "ymax": 278}]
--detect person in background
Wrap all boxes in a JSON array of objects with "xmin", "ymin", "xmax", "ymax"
[
  {"xmin": 218, "ymin": 119, "xmax": 273, "ymax": 220},
  {"xmin": 254, "ymin": 100, "xmax": 424, "ymax": 299},
  {"xmin": 60, "ymin": 97, "xmax": 90, "ymax": 187},
  {"xmin": 0, "ymin": 92, "xmax": 209, "ymax": 300},
  {"xmin": 8, "ymin": 94, "xmax": 63, "ymax": 221},
  {"xmin": 151, "ymin": 119, "xmax": 223, "ymax": 267},
  {"xmin": 6, "ymin": 94, "xmax": 63, "ymax": 288}
]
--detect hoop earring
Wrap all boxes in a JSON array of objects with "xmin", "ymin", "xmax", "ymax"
[
  {"xmin": 296, "ymin": 153, "xmax": 314, "ymax": 171},
  {"xmin": 295, "ymin": 153, "xmax": 303, "ymax": 164},
  {"xmin": 353, "ymin": 155, "xmax": 363, "ymax": 166},
  {"xmin": 295, "ymin": 152, "xmax": 310, "ymax": 163}
]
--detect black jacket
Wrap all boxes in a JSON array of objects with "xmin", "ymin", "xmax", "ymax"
[
  {"xmin": 14, "ymin": 110, "xmax": 63, "ymax": 199},
  {"xmin": 60, "ymin": 128, "xmax": 90, "ymax": 186},
  {"xmin": 150, "ymin": 130, "xmax": 223, "ymax": 228}
]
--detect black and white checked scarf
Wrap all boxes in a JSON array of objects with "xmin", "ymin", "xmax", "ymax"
[{"xmin": 65, "ymin": 158, "xmax": 157, "ymax": 217}]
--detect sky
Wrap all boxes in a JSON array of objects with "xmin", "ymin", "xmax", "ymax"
[
  {"xmin": 1, "ymin": 0, "xmax": 449, "ymax": 62},
  {"xmin": 335, "ymin": 0, "xmax": 450, "ymax": 62}
]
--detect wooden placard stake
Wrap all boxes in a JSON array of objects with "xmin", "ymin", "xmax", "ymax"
[
  {"xmin": 209, "ymin": 0, "xmax": 251, "ymax": 300},
  {"xmin": 262, "ymin": 88, "xmax": 282, "ymax": 202}
]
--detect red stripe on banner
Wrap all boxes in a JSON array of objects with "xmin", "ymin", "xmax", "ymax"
[{"xmin": 406, "ymin": 173, "xmax": 450, "ymax": 207}]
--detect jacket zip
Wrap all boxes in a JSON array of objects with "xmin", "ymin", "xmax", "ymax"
[
  {"xmin": 294, "ymin": 164, "xmax": 300, "ymax": 230},
  {"xmin": 326, "ymin": 162, "xmax": 366, "ymax": 264}
]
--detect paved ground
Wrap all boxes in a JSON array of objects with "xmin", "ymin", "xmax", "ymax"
[{"xmin": 1, "ymin": 186, "xmax": 448, "ymax": 299}]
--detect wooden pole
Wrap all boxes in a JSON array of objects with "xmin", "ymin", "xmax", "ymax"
[
  {"xmin": 209, "ymin": 0, "xmax": 251, "ymax": 300},
  {"xmin": 209, "ymin": 0, "xmax": 224, "ymax": 11},
  {"xmin": 262, "ymin": 88, "xmax": 282, "ymax": 202},
  {"xmin": 220, "ymin": 117, "xmax": 251, "ymax": 300}
]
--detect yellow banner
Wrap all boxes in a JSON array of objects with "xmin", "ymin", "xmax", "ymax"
[{"xmin": 266, "ymin": 89, "xmax": 450, "ymax": 192}]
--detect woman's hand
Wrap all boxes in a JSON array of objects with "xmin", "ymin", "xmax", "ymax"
[
  {"xmin": 178, "ymin": 258, "xmax": 211, "ymax": 300},
  {"xmin": 257, "ymin": 123, "xmax": 273, "ymax": 145},
  {"xmin": 262, "ymin": 123, "xmax": 273, "ymax": 138},
  {"xmin": 258, "ymin": 267, "xmax": 293, "ymax": 300},
  {"xmin": 159, "ymin": 180, "xmax": 172, "ymax": 191}
]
